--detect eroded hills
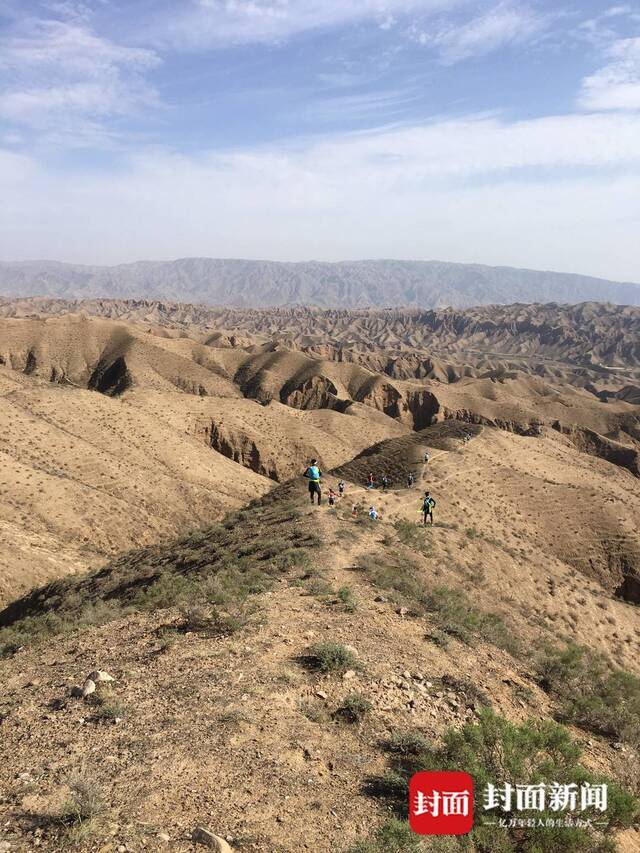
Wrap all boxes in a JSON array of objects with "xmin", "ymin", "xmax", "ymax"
[{"xmin": 0, "ymin": 299, "xmax": 639, "ymax": 852}]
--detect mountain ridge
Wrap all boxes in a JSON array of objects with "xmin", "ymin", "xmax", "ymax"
[{"xmin": 1, "ymin": 257, "xmax": 639, "ymax": 308}]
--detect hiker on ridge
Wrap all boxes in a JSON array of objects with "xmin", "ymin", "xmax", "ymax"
[
  {"xmin": 304, "ymin": 458, "xmax": 322, "ymax": 505},
  {"xmin": 421, "ymin": 491, "xmax": 436, "ymax": 526},
  {"xmin": 338, "ymin": 480, "xmax": 346, "ymax": 497}
]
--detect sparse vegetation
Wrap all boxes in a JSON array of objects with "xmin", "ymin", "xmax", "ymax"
[
  {"xmin": 422, "ymin": 586, "xmax": 520, "ymax": 655},
  {"xmin": 361, "ymin": 552, "xmax": 519, "ymax": 655},
  {"xmin": 538, "ymin": 643, "xmax": 640, "ymax": 746},
  {"xmin": 90, "ymin": 686, "xmax": 126, "ymax": 722},
  {"xmin": 347, "ymin": 818, "xmax": 428, "ymax": 852},
  {"xmin": 180, "ymin": 601, "xmax": 253, "ymax": 636},
  {"xmin": 384, "ymin": 730, "xmax": 431, "ymax": 756},
  {"xmin": 368, "ymin": 709, "xmax": 638, "ymax": 852},
  {"xmin": 305, "ymin": 642, "xmax": 361, "ymax": 673},
  {"xmin": 0, "ymin": 502, "xmax": 316, "ymax": 656},
  {"xmin": 335, "ymin": 693, "xmax": 372, "ymax": 723},
  {"xmin": 60, "ymin": 770, "xmax": 104, "ymax": 824},
  {"xmin": 336, "ymin": 585, "xmax": 358, "ymax": 612}
]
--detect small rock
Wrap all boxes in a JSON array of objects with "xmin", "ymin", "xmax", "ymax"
[
  {"xmin": 612, "ymin": 742, "xmax": 626, "ymax": 752},
  {"xmin": 17, "ymin": 772, "xmax": 32, "ymax": 782},
  {"xmin": 402, "ymin": 670, "xmax": 411, "ymax": 680},
  {"xmin": 192, "ymin": 827, "xmax": 233, "ymax": 851},
  {"xmin": 315, "ymin": 690, "xmax": 328, "ymax": 700},
  {"xmin": 373, "ymin": 595, "xmax": 387, "ymax": 603},
  {"xmin": 87, "ymin": 670, "xmax": 115, "ymax": 684},
  {"xmin": 81, "ymin": 679, "xmax": 96, "ymax": 699},
  {"xmin": 0, "ymin": 841, "xmax": 11, "ymax": 852},
  {"xmin": 343, "ymin": 670, "xmax": 356, "ymax": 680},
  {"xmin": 396, "ymin": 607, "xmax": 408, "ymax": 617},
  {"xmin": 343, "ymin": 644, "xmax": 359, "ymax": 658}
]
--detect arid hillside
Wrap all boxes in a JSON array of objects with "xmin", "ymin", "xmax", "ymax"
[
  {"xmin": 0, "ymin": 304, "xmax": 639, "ymax": 852},
  {"xmin": 1, "ymin": 422, "xmax": 639, "ymax": 852},
  {"xmin": 0, "ymin": 306, "xmax": 639, "ymax": 603}
]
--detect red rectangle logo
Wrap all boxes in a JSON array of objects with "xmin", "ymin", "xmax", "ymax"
[{"xmin": 409, "ymin": 771, "xmax": 474, "ymax": 835}]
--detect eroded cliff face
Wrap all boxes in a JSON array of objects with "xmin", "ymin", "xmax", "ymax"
[
  {"xmin": 194, "ymin": 419, "xmax": 282, "ymax": 481},
  {"xmin": 351, "ymin": 379, "xmax": 440, "ymax": 430},
  {"xmin": 551, "ymin": 422, "xmax": 640, "ymax": 478},
  {"xmin": 441, "ymin": 407, "xmax": 544, "ymax": 436},
  {"xmin": 280, "ymin": 375, "xmax": 343, "ymax": 411}
]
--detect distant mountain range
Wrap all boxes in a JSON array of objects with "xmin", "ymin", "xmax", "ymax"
[{"xmin": 1, "ymin": 258, "xmax": 639, "ymax": 309}]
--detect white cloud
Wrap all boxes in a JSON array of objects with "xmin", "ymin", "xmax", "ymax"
[
  {"xmin": 579, "ymin": 36, "xmax": 640, "ymax": 111},
  {"xmin": 0, "ymin": 15, "xmax": 160, "ymax": 140},
  {"xmin": 145, "ymin": 0, "xmax": 458, "ymax": 49},
  {"xmin": 412, "ymin": 1, "xmax": 546, "ymax": 62},
  {"xmin": 2, "ymin": 110, "xmax": 640, "ymax": 281}
]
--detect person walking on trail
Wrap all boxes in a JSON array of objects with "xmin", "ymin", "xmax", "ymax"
[
  {"xmin": 407, "ymin": 471, "xmax": 415, "ymax": 488},
  {"xmin": 424, "ymin": 451, "xmax": 430, "ymax": 463},
  {"xmin": 304, "ymin": 459, "xmax": 322, "ymax": 505},
  {"xmin": 367, "ymin": 472, "xmax": 375, "ymax": 489},
  {"xmin": 381, "ymin": 473, "xmax": 389, "ymax": 491},
  {"xmin": 368, "ymin": 505, "xmax": 379, "ymax": 521},
  {"xmin": 338, "ymin": 480, "xmax": 345, "ymax": 497},
  {"xmin": 352, "ymin": 503, "xmax": 359, "ymax": 518},
  {"xmin": 328, "ymin": 488, "xmax": 336, "ymax": 508},
  {"xmin": 421, "ymin": 491, "xmax": 436, "ymax": 526}
]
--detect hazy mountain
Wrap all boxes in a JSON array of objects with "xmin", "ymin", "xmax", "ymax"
[{"xmin": 1, "ymin": 257, "xmax": 639, "ymax": 308}]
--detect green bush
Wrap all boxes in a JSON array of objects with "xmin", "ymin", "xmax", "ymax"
[
  {"xmin": 537, "ymin": 644, "xmax": 640, "ymax": 746},
  {"xmin": 335, "ymin": 693, "xmax": 372, "ymax": 723},
  {"xmin": 368, "ymin": 710, "xmax": 637, "ymax": 853},
  {"xmin": 91, "ymin": 686, "xmax": 126, "ymax": 722},
  {"xmin": 306, "ymin": 642, "xmax": 360, "ymax": 673},
  {"xmin": 384, "ymin": 731, "xmax": 431, "ymax": 756},
  {"xmin": 336, "ymin": 585, "xmax": 358, "ymax": 612}
]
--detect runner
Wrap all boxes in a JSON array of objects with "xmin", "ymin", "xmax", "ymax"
[
  {"xmin": 421, "ymin": 491, "xmax": 436, "ymax": 526},
  {"xmin": 407, "ymin": 471, "xmax": 415, "ymax": 488},
  {"xmin": 338, "ymin": 480, "xmax": 346, "ymax": 497},
  {"xmin": 328, "ymin": 488, "xmax": 336, "ymax": 508},
  {"xmin": 424, "ymin": 451, "xmax": 430, "ymax": 463},
  {"xmin": 381, "ymin": 473, "xmax": 389, "ymax": 491},
  {"xmin": 367, "ymin": 472, "xmax": 375, "ymax": 489},
  {"xmin": 368, "ymin": 505, "xmax": 379, "ymax": 521},
  {"xmin": 303, "ymin": 458, "xmax": 322, "ymax": 505}
]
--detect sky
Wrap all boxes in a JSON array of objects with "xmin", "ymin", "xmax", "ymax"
[{"xmin": 1, "ymin": 1, "xmax": 640, "ymax": 281}]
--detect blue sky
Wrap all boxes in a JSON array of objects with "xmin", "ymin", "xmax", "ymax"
[{"xmin": 1, "ymin": 1, "xmax": 640, "ymax": 281}]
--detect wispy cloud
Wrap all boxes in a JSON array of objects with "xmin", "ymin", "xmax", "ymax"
[
  {"xmin": 410, "ymin": 1, "xmax": 547, "ymax": 63},
  {"xmin": 143, "ymin": 0, "xmax": 457, "ymax": 49},
  {"xmin": 0, "ymin": 11, "xmax": 160, "ymax": 143},
  {"xmin": 579, "ymin": 36, "xmax": 640, "ymax": 111}
]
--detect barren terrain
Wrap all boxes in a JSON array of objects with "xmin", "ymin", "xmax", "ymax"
[{"xmin": 0, "ymin": 301, "xmax": 639, "ymax": 852}]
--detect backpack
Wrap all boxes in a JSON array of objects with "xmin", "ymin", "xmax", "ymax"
[{"xmin": 422, "ymin": 497, "xmax": 435, "ymax": 512}]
